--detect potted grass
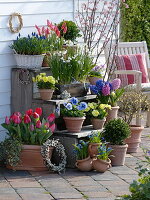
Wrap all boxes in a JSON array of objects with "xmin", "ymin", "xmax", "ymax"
[
  {"xmin": 73, "ymin": 140, "xmax": 93, "ymax": 171},
  {"xmin": 86, "ymin": 102, "xmax": 111, "ymax": 130},
  {"xmin": 61, "ymin": 97, "xmax": 88, "ymax": 133},
  {"xmin": 1, "ymin": 107, "xmax": 56, "ymax": 171},
  {"xmin": 103, "ymin": 118, "xmax": 131, "ymax": 166},
  {"xmin": 32, "ymin": 73, "xmax": 56, "ymax": 101},
  {"xmin": 90, "ymin": 79, "xmax": 124, "ymax": 122},
  {"xmin": 118, "ymin": 91, "xmax": 149, "ymax": 153},
  {"xmin": 10, "ymin": 33, "xmax": 48, "ymax": 69},
  {"xmin": 92, "ymin": 143, "xmax": 112, "ymax": 173}
]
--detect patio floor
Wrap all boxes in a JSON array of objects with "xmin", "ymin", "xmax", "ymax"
[{"xmin": 0, "ymin": 123, "xmax": 149, "ymax": 200}]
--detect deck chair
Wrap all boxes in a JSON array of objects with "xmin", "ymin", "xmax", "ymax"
[{"xmin": 104, "ymin": 41, "xmax": 150, "ymax": 126}]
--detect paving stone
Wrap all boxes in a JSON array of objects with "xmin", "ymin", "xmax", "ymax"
[
  {"xmin": 82, "ymin": 191, "xmax": 115, "ymax": 198},
  {"xmin": 69, "ymin": 180, "xmax": 98, "ymax": 187},
  {"xmin": 105, "ymin": 185, "xmax": 130, "ymax": 196},
  {"xmin": 51, "ymin": 192, "xmax": 83, "ymax": 199},
  {"xmin": 9, "ymin": 179, "xmax": 42, "ymax": 188},
  {"xmin": 0, "ymin": 194, "xmax": 21, "ymax": 200},
  {"xmin": 46, "ymin": 186, "xmax": 78, "ymax": 193},
  {"xmin": 109, "ymin": 166, "xmax": 138, "ymax": 175},
  {"xmin": 65, "ymin": 176, "xmax": 92, "ymax": 182},
  {"xmin": 88, "ymin": 198, "xmax": 116, "ymax": 200},
  {"xmin": 98, "ymin": 180, "xmax": 129, "ymax": 187},
  {"xmin": 20, "ymin": 193, "xmax": 54, "ymax": 200},
  {"xmin": 39, "ymin": 179, "xmax": 71, "ymax": 188},
  {"xmin": 75, "ymin": 185, "xmax": 108, "ymax": 192},
  {"xmin": 16, "ymin": 187, "xmax": 48, "ymax": 194},
  {"xmin": 118, "ymin": 174, "xmax": 138, "ymax": 184},
  {"xmin": 90, "ymin": 171, "xmax": 121, "ymax": 181},
  {"xmin": 0, "ymin": 188, "xmax": 16, "ymax": 194}
]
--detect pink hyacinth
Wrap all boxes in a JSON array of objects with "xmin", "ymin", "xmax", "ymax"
[
  {"xmin": 102, "ymin": 84, "xmax": 110, "ymax": 96},
  {"xmin": 111, "ymin": 78, "xmax": 121, "ymax": 90},
  {"xmin": 5, "ymin": 116, "xmax": 10, "ymax": 125}
]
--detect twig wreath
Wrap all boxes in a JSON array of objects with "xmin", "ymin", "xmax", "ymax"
[
  {"xmin": 41, "ymin": 139, "xmax": 67, "ymax": 173},
  {"xmin": 9, "ymin": 13, "xmax": 23, "ymax": 33}
]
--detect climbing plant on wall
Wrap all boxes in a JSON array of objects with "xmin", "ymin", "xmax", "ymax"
[{"xmin": 120, "ymin": 0, "xmax": 150, "ymax": 53}]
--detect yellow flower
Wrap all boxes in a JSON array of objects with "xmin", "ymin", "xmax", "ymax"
[
  {"xmin": 43, "ymin": 77, "xmax": 48, "ymax": 82},
  {"xmin": 85, "ymin": 106, "xmax": 90, "ymax": 112},
  {"xmin": 88, "ymin": 103, "xmax": 95, "ymax": 109},
  {"xmin": 48, "ymin": 76, "xmax": 55, "ymax": 84},
  {"xmin": 99, "ymin": 104, "xmax": 106, "ymax": 109},
  {"xmin": 92, "ymin": 110, "xmax": 99, "ymax": 117},
  {"xmin": 40, "ymin": 73, "xmax": 46, "ymax": 76},
  {"xmin": 111, "ymin": 92, "xmax": 115, "ymax": 97},
  {"xmin": 105, "ymin": 104, "xmax": 111, "ymax": 110}
]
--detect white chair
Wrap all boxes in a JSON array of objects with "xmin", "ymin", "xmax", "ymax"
[{"xmin": 104, "ymin": 41, "xmax": 150, "ymax": 126}]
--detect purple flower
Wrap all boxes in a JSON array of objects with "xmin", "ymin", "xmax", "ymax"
[
  {"xmin": 65, "ymin": 103, "xmax": 72, "ymax": 110},
  {"xmin": 111, "ymin": 78, "xmax": 121, "ymax": 90},
  {"xmin": 92, "ymin": 64, "xmax": 106, "ymax": 72},
  {"xmin": 96, "ymin": 80, "xmax": 104, "ymax": 91},
  {"xmin": 102, "ymin": 84, "xmax": 110, "ymax": 96},
  {"xmin": 147, "ymin": 150, "xmax": 150, "ymax": 156},
  {"xmin": 77, "ymin": 102, "xmax": 88, "ymax": 111},
  {"xmin": 90, "ymin": 85, "xmax": 99, "ymax": 94},
  {"xmin": 70, "ymin": 97, "xmax": 78, "ymax": 105}
]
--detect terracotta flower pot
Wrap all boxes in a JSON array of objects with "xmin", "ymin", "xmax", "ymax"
[
  {"xmin": 125, "ymin": 125, "xmax": 144, "ymax": 153},
  {"xmin": 63, "ymin": 117, "xmax": 85, "ymax": 133},
  {"xmin": 91, "ymin": 118, "xmax": 106, "ymax": 130},
  {"xmin": 39, "ymin": 89, "xmax": 54, "ymax": 101},
  {"xmin": 108, "ymin": 144, "xmax": 128, "ymax": 166},
  {"xmin": 92, "ymin": 158, "xmax": 111, "ymax": 172},
  {"xmin": 7, "ymin": 145, "xmax": 54, "ymax": 171},
  {"xmin": 106, "ymin": 106, "xmax": 119, "ymax": 123},
  {"xmin": 88, "ymin": 77, "xmax": 102, "ymax": 85},
  {"xmin": 75, "ymin": 156, "xmax": 93, "ymax": 171},
  {"xmin": 88, "ymin": 143, "xmax": 101, "ymax": 158}
]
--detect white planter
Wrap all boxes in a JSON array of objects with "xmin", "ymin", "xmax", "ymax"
[{"xmin": 14, "ymin": 54, "xmax": 45, "ymax": 69}]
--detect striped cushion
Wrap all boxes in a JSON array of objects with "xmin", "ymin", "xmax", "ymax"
[{"xmin": 115, "ymin": 53, "xmax": 149, "ymax": 87}]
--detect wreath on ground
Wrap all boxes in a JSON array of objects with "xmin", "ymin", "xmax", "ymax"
[{"xmin": 41, "ymin": 139, "xmax": 67, "ymax": 173}]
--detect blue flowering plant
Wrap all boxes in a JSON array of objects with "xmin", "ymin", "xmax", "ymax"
[
  {"xmin": 61, "ymin": 97, "xmax": 88, "ymax": 117},
  {"xmin": 96, "ymin": 143, "xmax": 112, "ymax": 161},
  {"xmin": 10, "ymin": 33, "xmax": 49, "ymax": 55},
  {"xmin": 90, "ymin": 79, "xmax": 124, "ymax": 106},
  {"xmin": 73, "ymin": 140, "xmax": 89, "ymax": 160},
  {"xmin": 88, "ymin": 131, "xmax": 104, "ymax": 144}
]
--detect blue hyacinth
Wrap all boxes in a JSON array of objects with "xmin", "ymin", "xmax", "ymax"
[
  {"xmin": 90, "ymin": 85, "xmax": 99, "ymax": 95},
  {"xmin": 70, "ymin": 97, "xmax": 78, "ymax": 105},
  {"xmin": 96, "ymin": 80, "xmax": 104, "ymax": 91}
]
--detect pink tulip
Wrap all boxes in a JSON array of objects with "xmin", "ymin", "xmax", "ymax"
[
  {"xmin": 14, "ymin": 112, "xmax": 22, "ymax": 117},
  {"xmin": 47, "ymin": 113, "xmax": 55, "ymax": 123},
  {"xmin": 24, "ymin": 114, "xmax": 31, "ymax": 124},
  {"xmin": 61, "ymin": 22, "xmax": 67, "ymax": 34},
  {"xmin": 49, "ymin": 123, "xmax": 55, "ymax": 132},
  {"xmin": 36, "ymin": 120, "xmax": 42, "ymax": 128},
  {"xmin": 47, "ymin": 20, "xmax": 55, "ymax": 30},
  {"xmin": 42, "ymin": 26, "xmax": 46, "ymax": 35},
  {"xmin": 35, "ymin": 108, "xmax": 42, "ymax": 116},
  {"xmin": 32, "ymin": 112, "xmax": 39, "ymax": 119},
  {"xmin": 35, "ymin": 25, "xmax": 41, "ymax": 36},
  {"xmin": 5, "ymin": 116, "xmax": 10, "ymax": 125},
  {"xmin": 13, "ymin": 114, "xmax": 22, "ymax": 124}
]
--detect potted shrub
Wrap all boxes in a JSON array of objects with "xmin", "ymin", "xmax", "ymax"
[
  {"xmin": 88, "ymin": 65, "xmax": 105, "ymax": 85},
  {"xmin": 73, "ymin": 140, "xmax": 93, "ymax": 171},
  {"xmin": 61, "ymin": 97, "xmax": 88, "ymax": 133},
  {"xmin": 49, "ymin": 46, "xmax": 94, "ymax": 97},
  {"xmin": 90, "ymin": 78, "xmax": 124, "ymax": 122},
  {"xmin": 32, "ymin": 73, "xmax": 56, "ymax": 100},
  {"xmin": 103, "ymin": 118, "xmax": 131, "ymax": 166},
  {"xmin": 10, "ymin": 34, "xmax": 48, "ymax": 69},
  {"xmin": 1, "ymin": 107, "xmax": 56, "ymax": 171},
  {"xmin": 88, "ymin": 130, "xmax": 103, "ymax": 158},
  {"xmin": 119, "ymin": 91, "xmax": 149, "ymax": 153},
  {"xmin": 92, "ymin": 143, "xmax": 112, "ymax": 173},
  {"xmin": 86, "ymin": 102, "xmax": 111, "ymax": 130}
]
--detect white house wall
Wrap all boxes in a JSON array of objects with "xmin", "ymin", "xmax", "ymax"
[{"xmin": 0, "ymin": 0, "xmax": 74, "ymax": 141}]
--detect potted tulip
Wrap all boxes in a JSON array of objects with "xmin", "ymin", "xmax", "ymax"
[
  {"xmin": 61, "ymin": 97, "xmax": 88, "ymax": 133},
  {"xmin": 92, "ymin": 143, "xmax": 112, "ymax": 173},
  {"xmin": 73, "ymin": 140, "xmax": 93, "ymax": 171},
  {"xmin": 88, "ymin": 65, "xmax": 105, "ymax": 85},
  {"xmin": 88, "ymin": 130, "xmax": 103, "ymax": 158},
  {"xmin": 119, "ymin": 91, "xmax": 149, "ymax": 153},
  {"xmin": 32, "ymin": 73, "xmax": 56, "ymax": 100},
  {"xmin": 86, "ymin": 102, "xmax": 111, "ymax": 130},
  {"xmin": 1, "ymin": 107, "xmax": 56, "ymax": 171},
  {"xmin": 90, "ymin": 79, "xmax": 124, "ymax": 122},
  {"xmin": 103, "ymin": 118, "xmax": 131, "ymax": 166}
]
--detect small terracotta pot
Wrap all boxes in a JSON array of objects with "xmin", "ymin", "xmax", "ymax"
[
  {"xmin": 42, "ymin": 55, "xmax": 50, "ymax": 67},
  {"xmin": 88, "ymin": 77, "xmax": 102, "ymax": 85},
  {"xmin": 75, "ymin": 156, "xmax": 93, "ymax": 171},
  {"xmin": 7, "ymin": 145, "xmax": 54, "ymax": 171},
  {"xmin": 39, "ymin": 89, "xmax": 54, "ymax": 101},
  {"xmin": 106, "ymin": 106, "xmax": 119, "ymax": 123},
  {"xmin": 88, "ymin": 143, "xmax": 101, "ymax": 158},
  {"xmin": 92, "ymin": 158, "xmax": 111, "ymax": 173},
  {"xmin": 125, "ymin": 125, "xmax": 144, "ymax": 153},
  {"xmin": 109, "ymin": 144, "xmax": 128, "ymax": 166},
  {"xmin": 63, "ymin": 117, "xmax": 85, "ymax": 133},
  {"xmin": 91, "ymin": 118, "xmax": 106, "ymax": 130}
]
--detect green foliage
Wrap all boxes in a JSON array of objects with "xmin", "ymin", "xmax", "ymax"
[
  {"xmin": 73, "ymin": 140, "xmax": 89, "ymax": 160},
  {"xmin": 0, "ymin": 137, "xmax": 22, "ymax": 167},
  {"xmin": 10, "ymin": 35, "xmax": 49, "ymax": 55},
  {"xmin": 88, "ymin": 131, "xmax": 102, "ymax": 143},
  {"xmin": 49, "ymin": 46, "xmax": 94, "ymax": 84},
  {"xmin": 97, "ymin": 143, "xmax": 112, "ymax": 160},
  {"xmin": 89, "ymin": 71, "xmax": 103, "ymax": 78},
  {"xmin": 118, "ymin": 149, "xmax": 150, "ymax": 200},
  {"xmin": 58, "ymin": 20, "xmax": 81, "ymax": 42},
  {"xmin": 109, "ymin": 88, "xmax": 125, "ymax": 107},
  {"xmin": 103, "ymin": 119, "xmax": 131, "ymax": 145},
  {"xmin": 121, "ymin": 0, "xmax": 150, "ymax": 53},
  {"xmin": 47, "ymin": 33, "xmax": 64, "ymax": 52}
]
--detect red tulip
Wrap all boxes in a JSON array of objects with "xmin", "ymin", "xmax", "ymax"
[
  {"xmin": 49, "ymin": 123, "xmax": 55, "ymax": 132},
  {"xmin": 14, "ymin": 112, "xmax": 22, "ymax": 117},
  {"xmin": 35, "ymin": 108, "xmax": 42, "ymax": 116},
  {"xmin": 5, "ymin": 116, "xmax": 10, "ymax": 125},
  {"xmin": 13, "ymin": 114, "xmax": 22, "ymax": 124},
  {"xmin": 26, "ymin": 109, "xmax": 33, "ymax": 116},
  {"xmin": 33, "ymin": 112, "xmax": 39, "ymax": 119},
  {"xmin": 36, "ymin": 120, "xmax": 42, "ymax": 128},
  {"xmin": 47, "ymin": 113, "xmax": 55, "ymax": 123},
  {"xmin": 24, "ymin": 114, "xmax": 31, "ymax": 124}
]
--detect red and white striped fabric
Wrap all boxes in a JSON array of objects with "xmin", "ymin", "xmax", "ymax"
[{"xmin": 115, "ymin": 53, "xmax": 149, "ymax": 87}]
